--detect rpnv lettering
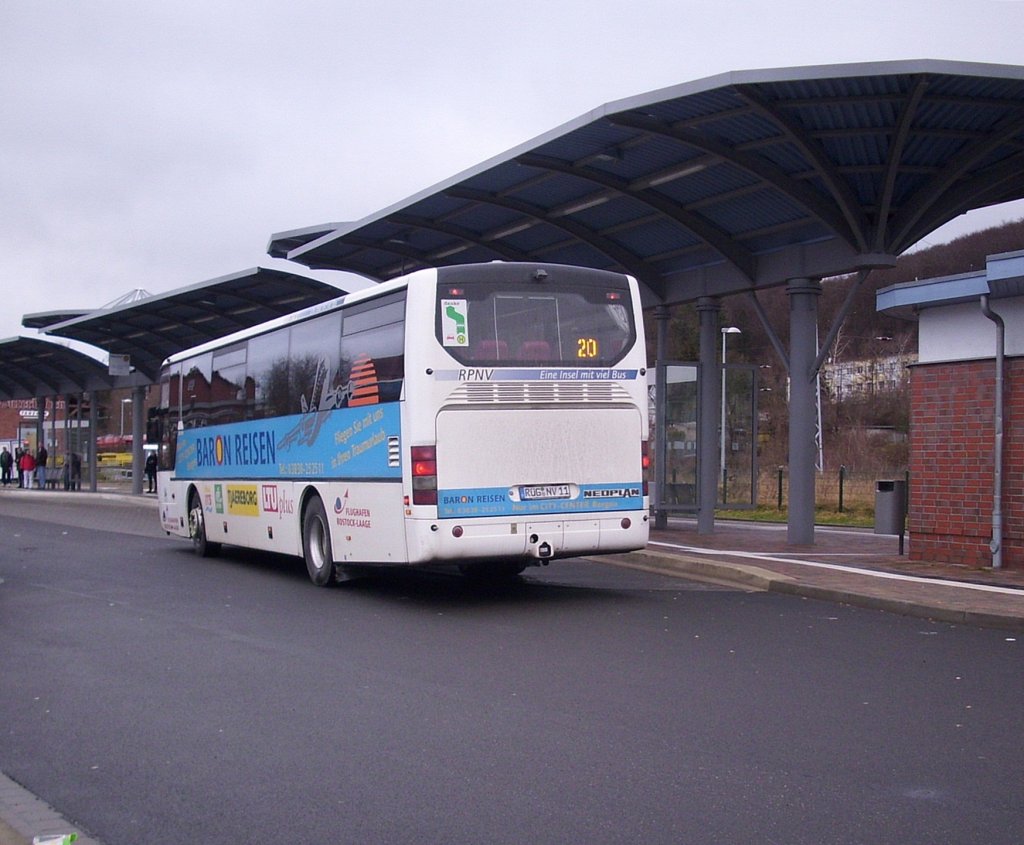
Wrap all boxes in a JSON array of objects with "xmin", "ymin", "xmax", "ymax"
[{"xmin": 458, "ymin": 368, "xmax": 494, "ymax": 381}]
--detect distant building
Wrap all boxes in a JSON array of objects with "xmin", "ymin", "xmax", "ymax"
[
  {"xmin": 821, "ymin": 354, "xmax": 914, "ymax": 401},
  {"xmin": 878, "ymin": 250, "xmax": 1024, "ymax": 569}
]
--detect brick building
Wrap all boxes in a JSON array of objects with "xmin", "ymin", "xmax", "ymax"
[
  {"xmin": 878, "ymin": 250, "xmax": 1023, "ymax": 569},
  {"xmin": 0, "ymin": 398, "xmax": 72, "ymax": 452}
]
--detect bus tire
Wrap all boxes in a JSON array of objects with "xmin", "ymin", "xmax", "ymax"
[
  {"xmin": 188, "ymin": 491, "xmax": 220, "ymax": 558},
  {"xmin": 302, "ymin": 496, "xmax": 336, "ymax": 587}
]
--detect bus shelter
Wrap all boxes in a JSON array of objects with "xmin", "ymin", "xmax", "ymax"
[
  {"xmin": 6, "ymin": 269, "xmax": 346, "ymax": 493},
  {"xmin": 268, "ymin": 59, "xmax": 1024, "ymax": 546}
]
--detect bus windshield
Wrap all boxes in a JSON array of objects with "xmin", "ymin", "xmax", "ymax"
[{"xmin": 437, "ymin": 275, "xmax": 634, "ymax": 366}]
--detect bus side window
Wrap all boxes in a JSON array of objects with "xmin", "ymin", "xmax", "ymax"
[
  {"xmin": 290, "ymin": 312, "xmax": 341, "ymax": 415},
  {"xmin": 339, "ymin": 292, "xmax": 405, "ymax": 406},
  {"xmin": 159, "ymin": 423, "xmax": 177, "ymax": 471},
  {"xmin": 181, "ymin": 357, "xmax": 212, "ymax": 429}
]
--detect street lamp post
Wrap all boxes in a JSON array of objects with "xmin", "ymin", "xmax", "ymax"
[
  {"xmin": 120, "ymin": 398, "xmax": 132, "ymax": 439},
  {"xmin": 720, "ymin": 327, "xmax": 741, "ymax": 504}
]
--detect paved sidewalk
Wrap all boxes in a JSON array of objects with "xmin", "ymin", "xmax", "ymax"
[{"xmin": 615, "ymin": 517, "xmax": 1024, "ymax": 631}]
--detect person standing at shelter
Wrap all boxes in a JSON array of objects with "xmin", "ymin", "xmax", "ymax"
[
  {"xmin": 19, "ymin": 448, "xmax": 35, "ymax": 489},
  {"xmin": 145, "ymin": 450, "xmax": 158, "ymax": 494},
  {"xmin": 70, "ymin": 452, "xmax": 82, "ymax": 491},
  {"xmin": 0, "ymin": 447, "xmax": 11, "ymax": 486},
  {"xmin": 36, "ymin": 443, "xmax": 48, "ymax": 490}
]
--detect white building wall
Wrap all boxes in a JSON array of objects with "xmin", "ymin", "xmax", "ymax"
[{"xmin": 918, "ymin": 297, "xmax": 1024, "ymax": 364}]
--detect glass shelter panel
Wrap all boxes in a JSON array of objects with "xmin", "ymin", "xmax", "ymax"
[
  {"xmin": 721, "ymin": 364, "xmax": 758, "ymax": 507},
  {"xmin": 650, "ymin": 363, "xmax": 759, "ymax": 513},
  {"xmin": 664, "ymin": 366, "xmax": 699, "ymax": 508},
  {"xmin": 649, "ymin": 365, "xmax": 699, "ymax": 512}
]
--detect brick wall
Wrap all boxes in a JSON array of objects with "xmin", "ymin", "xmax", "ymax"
[{"xmin": 910, "ymin": 357, "xmax": 1023, "ymax": 569}]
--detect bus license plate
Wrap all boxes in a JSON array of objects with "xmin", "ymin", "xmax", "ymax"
[{"xmin": 520, "ymin": 484, "xmax": 571, "ymax": 501}]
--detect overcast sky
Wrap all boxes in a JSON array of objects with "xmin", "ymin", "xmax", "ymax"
[{"xmin": 3, "ymin": 0, "xmax": 1024, "ymax": 345}]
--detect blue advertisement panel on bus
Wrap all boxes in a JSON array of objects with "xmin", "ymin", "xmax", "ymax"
[{"xmin": 174, "ymin": 403, "xmax": 401, "ymax": 480}]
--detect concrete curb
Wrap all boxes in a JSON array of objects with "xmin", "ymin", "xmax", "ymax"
[
  {"xmin": 604, "ymin": 550, "xmax": 788, "ymax": 591},
  {"xmin": 0, "ymin": 488, "xmax": 158, "ymax": 507},
  {"xmin": 0, "ymin": 771, "xmax": 100, "ymax": 845}
]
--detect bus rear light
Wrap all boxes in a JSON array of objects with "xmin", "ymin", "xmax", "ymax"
[
  {"xmin": 411, "ymin": 445, "xmax": 438, "ymax": 505},
  {"xmin": 621, "ymin": 518, "xmax": 631, "ymax": 530},
  {"xmin": 641, "ymin": 441, "xmax": 650, "ymax": 496},
  {"xmin": 411, "ymin": 445, "xmax": 436, "ymax": 477},
  {"xmin": 452, "ymin": 525, "xmax": 464, "ymax": 538}
]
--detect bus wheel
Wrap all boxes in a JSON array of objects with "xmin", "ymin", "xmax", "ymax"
[
  {"xmin": 302, "ymin": 497, "xmax": 336, "ymax": 587},
  {"xmin": 188, "ymin": 491, "xmax": 220, "ymax": 558}
]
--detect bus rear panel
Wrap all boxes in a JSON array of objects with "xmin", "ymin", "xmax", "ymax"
[{"xmin": 402, "ymin": 262, "xmax": 649, "ymax": 566}]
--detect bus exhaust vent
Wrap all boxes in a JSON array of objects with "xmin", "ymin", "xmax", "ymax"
[
  {"xmin": 447, "ymin": 382, "xmax": 628, "ymax": 404},
  {"xmin": 388, "ymin": 436, "xmax": 401, "ymax": 467}
]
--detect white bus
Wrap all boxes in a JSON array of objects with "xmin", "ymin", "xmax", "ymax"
[{"xmin": 154, "ymin": 262, "xmax": 650, "ymax": 585}]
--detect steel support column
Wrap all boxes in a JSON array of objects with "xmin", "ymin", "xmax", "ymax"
[
  {"xmin": 653, "ymin": 306, "xmax": 670, "ymax": 529},
  {"xmin": 131, "ymin": 385, "xmax": 146, "ymax": 495},
  {"xmin": 35, "ymin": 397, "xmax": 45, "ymax": 453},
  {"xmin": 697, "ymin": 297, "xmax": 721, "ymax": 535},
  {"xmin": 88, "ymin": 392, "xmax": 97, "ymax": 493},
  {"xmin": 787, "ymin": 278, "xmax": 822, "ymax": 545}
]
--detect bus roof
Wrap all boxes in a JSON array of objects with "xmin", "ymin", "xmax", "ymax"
[{"xmin": 161, "ymin": 272, "xmax": 414, "ymax": 368}]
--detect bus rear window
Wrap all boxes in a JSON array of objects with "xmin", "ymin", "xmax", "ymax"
[{"xmin": 437, "ymin": 282, "xmax": 634, "ymax": 366}]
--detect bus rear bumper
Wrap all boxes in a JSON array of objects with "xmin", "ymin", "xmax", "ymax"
[{"xmin": 405, "ymin": 511, "xmax": 649, "ymax": 564}]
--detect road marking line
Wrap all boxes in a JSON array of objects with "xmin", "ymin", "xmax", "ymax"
[{"xmin": 648, "ymin": 541, "xmax": 1024, "ymax": 596}]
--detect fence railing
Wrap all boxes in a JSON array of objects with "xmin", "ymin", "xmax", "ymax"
[{"xmin": 743, "ymin": 466, "xmax": 908, "ymax": 514}]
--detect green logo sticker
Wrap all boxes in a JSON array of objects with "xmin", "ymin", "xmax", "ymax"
[{"xmin": 442, "ymin": 299, "xmax": 469, "ymax": 347}]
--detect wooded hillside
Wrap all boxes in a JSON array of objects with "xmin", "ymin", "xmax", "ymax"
[{"xmin": 650, "ymin": 217, "xmax": 1024, "ymax": 365}]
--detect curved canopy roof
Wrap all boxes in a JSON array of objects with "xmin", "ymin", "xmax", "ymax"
[
  {"xmin": 271, "ymin": 59, "xmax": 1024, "ymax": 306},
  {"xmin": 42, "ymin": 267, "xmax": 345, "ymax": 382},
  {"xmin": 0, "ymin": 337, "xmax": 113, "ymax": 401},
  {"xmin": 21, "ymin": 310, "xmax": 91, "ymax": 330}
]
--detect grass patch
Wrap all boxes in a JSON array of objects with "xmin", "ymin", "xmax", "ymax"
[{"xmin": 716, "ymin": 503, "xmax": 874, "ymax": 529}]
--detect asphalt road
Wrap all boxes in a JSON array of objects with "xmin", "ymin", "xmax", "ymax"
[{"xmin": 0, "ymin": 501, "xmax": 1021, "ymax": 844}]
